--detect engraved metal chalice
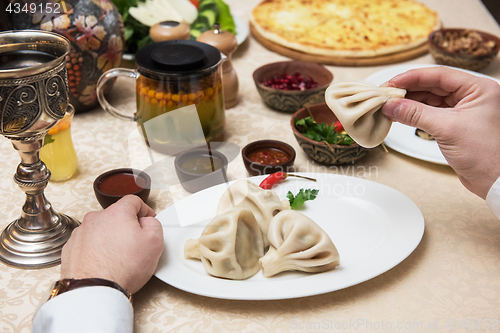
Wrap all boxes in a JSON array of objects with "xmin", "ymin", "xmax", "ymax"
[{"xmin": 0, "ymin": 30, "xmax": 79, "ymax": 268}]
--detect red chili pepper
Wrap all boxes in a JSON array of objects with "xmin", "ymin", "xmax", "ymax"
[
  {"xmin": 259, "ymin": 172, "xmax": 316, "ymax": 189},
  {"xmin": 259, "ymin": 172, "xmax": 286, "ymax": 189},
  {"xmin": 334, "ymin": 120, "xmax": 344, "ymax": 133}
]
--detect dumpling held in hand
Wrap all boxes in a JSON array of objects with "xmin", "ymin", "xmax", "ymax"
[
  {"xmin": 325, "ymin": 81, "xmax": 406, "ymax": 148},
  {"xmin": 259, "ymin": 210, "xmax": 340, "ymax": 277},
  {"xmin": 184, "ymin": 207, "xmax": 264, "ymax": 280}
]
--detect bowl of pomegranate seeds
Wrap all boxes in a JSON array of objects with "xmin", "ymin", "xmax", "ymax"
[
  {"xmin": 253, "ymin": 60, "xmax": 333, "ymax": 113},
  {"xmin": 428, "ymin": 28, "xmax": 500, "ymax": 71}
]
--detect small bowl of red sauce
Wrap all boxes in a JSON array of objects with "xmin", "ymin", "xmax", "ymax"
[
  {"xmin": 242, "ymin": 140, "xmax": 296, "ymax": 176},
  {"xmin": 93, "ymin": 168, "xmax": 151, "ymax": 209}
]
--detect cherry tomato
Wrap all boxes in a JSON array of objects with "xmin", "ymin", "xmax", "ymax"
[{"xmin": 334, "ymin": 120, "xmax": 344, "ymax": 133}]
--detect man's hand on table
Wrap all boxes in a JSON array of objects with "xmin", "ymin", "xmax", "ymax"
[
  {"xmin": 60, "ymin": 195, "xmax": 164, "ymax": 294},
  {"xmin": 381, "ymin": 66, "xmax": 500, "ymax": 199}
]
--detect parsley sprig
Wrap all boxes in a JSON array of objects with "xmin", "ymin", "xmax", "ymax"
[
  {"xmin": 286, "ymin": 189, "xmax": 319, "ymax": 209},
  {"xmin": 294, "ymin": 116, "xmax": 355, "ymax": 145}
]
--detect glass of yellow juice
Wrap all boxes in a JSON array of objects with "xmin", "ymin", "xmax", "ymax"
[{"xmin": 40, "ymin": 105, "xmax": 78, "ymax": 181}]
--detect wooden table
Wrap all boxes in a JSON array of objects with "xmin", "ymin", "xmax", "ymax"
[{"xmin": 1, "ymin": 0, "xmax": 500, "ymax": 332}]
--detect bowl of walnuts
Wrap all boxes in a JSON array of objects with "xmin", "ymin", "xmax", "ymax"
[{"xmin": 428, "ymin": 28, "xmax": 500, "ymax": 71}]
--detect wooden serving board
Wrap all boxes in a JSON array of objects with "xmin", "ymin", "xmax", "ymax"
[{"xmin": 250, "ymin": 23, "xmax": 429, "ymax": 67}]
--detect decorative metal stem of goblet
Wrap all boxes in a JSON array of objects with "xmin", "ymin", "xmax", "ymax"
[{"xmin": 0, "ymin": 134, "xmax": 80, "ymax": 268}]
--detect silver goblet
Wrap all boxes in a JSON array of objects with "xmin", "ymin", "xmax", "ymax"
[{"xmin": 0, "ymin": 30, "xmax": 79, "ymax": 268}]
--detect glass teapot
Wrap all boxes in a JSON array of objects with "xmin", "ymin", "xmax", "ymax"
[{"xmin": 97, "ymin": 40, "xmax": 225, "ymax": 151}]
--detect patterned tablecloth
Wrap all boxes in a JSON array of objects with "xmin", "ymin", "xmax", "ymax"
[{"xmin": 2, "ymin": 0, "xmax": 500, "ymax": 332}]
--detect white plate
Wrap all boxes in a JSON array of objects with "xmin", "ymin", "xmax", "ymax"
[
  {"xmin": 154, "ymin": 173, "xmax": 425, "ymax": 300},
  {"xmin": 234, "ymin": 15, "xmax": 249, "ymax": 45},
  {"xmin": 365, "ymin": 64, "xmax": 500, "ymax": 165},
  {"xmin": 382, "ymin": 122, "xmax": 448, "ymax": 165}
]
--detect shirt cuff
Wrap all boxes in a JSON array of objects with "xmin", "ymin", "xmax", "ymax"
[
  {"xmin": 486, "ymin": 177, "xmax": 500, "ymax": 220},
  {"xmin": 31, "ymin": 286, "xmax": 133, "ymax": 333}
]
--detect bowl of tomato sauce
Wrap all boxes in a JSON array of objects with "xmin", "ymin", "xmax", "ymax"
[
  {"xmin": 242, "ymin": 140, "xmax": 296, "ymax": 176},
  {"xmin": 93, "ymin": 168, "xmax": 151, "ymax": 209}
]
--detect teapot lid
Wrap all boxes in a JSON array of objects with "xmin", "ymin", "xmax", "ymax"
[{"xmin": 135, "ymin": 40, "xmax": 221, "ymax": 75}]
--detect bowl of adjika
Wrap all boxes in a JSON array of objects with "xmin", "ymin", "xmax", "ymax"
[{"xmin": 242, "ymin": 140, "xmax": 296, "ymax": 176}]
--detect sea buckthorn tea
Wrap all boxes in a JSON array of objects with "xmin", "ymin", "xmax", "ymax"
[
  {"xmin": 97, "ymin": 40, "xmax": 225, "ymax": 150},
  {"xmin": 135, "ymin": 66, "xmax": 224, "ymax": 144}
]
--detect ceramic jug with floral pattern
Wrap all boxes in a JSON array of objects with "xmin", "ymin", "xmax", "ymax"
[{"xmin": 8, "ymin": 0, "xmax": 125, "ymax": 113}]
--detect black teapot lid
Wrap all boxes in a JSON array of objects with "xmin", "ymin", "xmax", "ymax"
[{"xmin": 135, "ymin": 40, "xmax": 221, "ymax": 74}]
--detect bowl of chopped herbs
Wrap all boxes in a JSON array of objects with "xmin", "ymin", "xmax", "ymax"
[{"xmin": 291, "ymin": 103, "xmax": 370, "ymax": 165}]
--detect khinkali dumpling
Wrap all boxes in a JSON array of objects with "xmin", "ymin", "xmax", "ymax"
[
  {"xmin": 184, "ymin": 207, "xmax": 264, "ymax": 280},
  {"xmin": 280, "ymin": 199, "xmax": 291, "ymax": 210},
  {"xmin": 325, "ymin": 81, "xmax": 406, "ymax": 148},
  {"xmin": 259, "ymin": 210, "xmax": 340, "ymax": 277},
  {"xmin": 184, "ymin": 238, "xmax": 201, "ymax": 260},
  {"xmin": 217, "ymin": 180, "xmax": 284, "ymax": 245}
]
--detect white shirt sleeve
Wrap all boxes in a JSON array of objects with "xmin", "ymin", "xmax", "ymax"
[
  {"xmin": 31, "ymin": 286, "xmax": 133, "ymax": 333},
  {"xmin": 486, "ymin": 177, "xmax": 500, "ymax": 220}
]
